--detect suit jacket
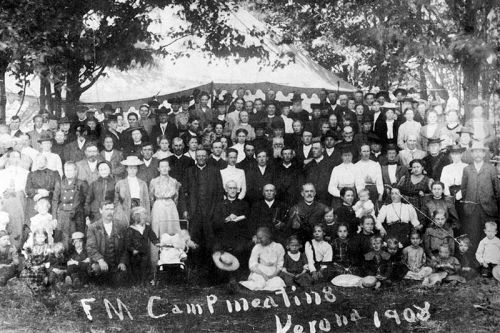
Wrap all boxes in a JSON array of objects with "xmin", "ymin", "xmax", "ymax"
[
  {"xmin": 100, "ymin": 149, "xmax": 125, "ymax": 179},
  {"xmin": 461, "ymin": 163, "xmax": 500, "ymax": 216},
  {"xmin": 189, "ymin": 106, "xmax": 214, "ymax": 129},
  {"xmin": 52, "ymin": 178, "xmax": 88, "ymax": 220},
  {"xmin": 246, "ymin": 165, "xmax": 277, "ymax": 203},
  {"xmin": 86, "ymin": 219, "xmax": 129, "ymax": 266},
  {"xmin": 304, "ymin": 158, "xmax": 334, "ymax": 206},
  {"xmin": 114, "ymin": 177, "xmax": 151, "ymax": 226},
  {"xmin": 275, "ymin": 162, "xmax": 304, "ymax": 207},
  {"xmin": 249, "ymin": 199, "xmax": 288, "ymax": 235},
  {"xmin": 84, "ymin": 176, "xmax": 116, "ymax": 219},
  {"xmin": 76, "ymin": 159, "xmax": 103, "ymax": 185},
  {"xmin": 381, "ymin": 164, "xmax": 408, "ymax": 187},
  {"xmin": 375, "ymin": 120, "xmax": 400, "ymax": 148},
  {"xmin": 137, "ymin": 158, "xmax": 159, "ymax": 186},
  {"xmin": 27, "ymin": 128, "xmax": 48, "ymax": 151},
  {"xmin": 295, "ymin": 144, "xmax": 314, "ymax": 166},
  {"xmin": 99, "ymin": 129, "xmax": 122, "ymax": 150},
  {"xmin": 63, "ymin": 140, "xmax": 86, "ymax": 163},
  {"xmin": 183, "ymin": 164, "xmax": 224, "ymax": 218},
  {"xmin": 167, "ymin": 155, "xmax": 195, "ymax": 185},
  {"xmin": 150, "ymin": 122, "xmax": 179, "ymax": 146},
  {"xmin": 207, "ymin": 156, "xmax": 228, "ymax": 170}
]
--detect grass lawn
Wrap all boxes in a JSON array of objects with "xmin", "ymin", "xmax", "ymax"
[{"xmin": 0, "ymin": 276, "xmax": 499, "ymax": 332}]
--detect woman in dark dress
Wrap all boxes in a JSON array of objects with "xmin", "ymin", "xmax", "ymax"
[
  {"xmin": 84, "ymin": 161, "xmax": 115, "ymax": 222},
  {"xmin": 397, "ymin": 159, "xmax": 433, "ymax": 225}
]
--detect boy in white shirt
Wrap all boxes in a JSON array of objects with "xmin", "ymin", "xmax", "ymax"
[{"xmin": 475, "ymin": 221, "xmax": 500, "ymax": 278}]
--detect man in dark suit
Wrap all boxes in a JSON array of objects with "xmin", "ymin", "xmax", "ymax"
[
  {"xmin": 375, "ymin": 107, "xmax": 399, "ymax": 149},
  {"xmin": 189, "ymin": 92, "xmax": 214, "ymax": 129},
  {"xmin": 150, "ymin": 107, "xmax": 179, "ymax": 147},
  {"xmin": 304, "ymin": 139, "xmax": 334, "ymax": 206},
  {"xmin": 86, "ymin": 200, "xmax": 128, "ymax": 285},
  {"xmin": 380, "ymin": 144, "xmax": 408, "ymax": 202},
  {"xmin": 182, "ymin": 149, "xmax": 224, "ymax": 250},
  {"xmin": 245, "ymin": 148, "xmax": 276, "ymax": 204},
  {"xmin": 295, "ymin": 128, "xmax": 314, "ymax": 166},
  {"xmin": 100, "ymin": 134, "xmax": 125, "ymax": 179},
  {"xmin": 207, "ymin": 140, "xmax": 228, "ymax": 170},
  {"xmin": 461, "ymin": 143, "xmax": 500, "ymax": 252},
  {"xmin": 322, "ymin": 130, "xmax": 342, "ymax": 169},
  {"xmin": 137, "ymin": 142, "xmax": 159, "ymax": 186},
  {"xmin": 167, "ymin": 137, "xmax": 195, "ymax": 183},
  {"xmin": 76, "ymin": 142, "xmax": 103, "ymax": 185},
  {"xmin": 249, "ymin": 184, "xmax": 288, "ymax": 243},
  {"xmin": 236, "ymin": 141, "xmax": 257, "ymax": 173},
  {"xmin": 99, "ymin": 115, "xmax": 122, "ymax": 150}
]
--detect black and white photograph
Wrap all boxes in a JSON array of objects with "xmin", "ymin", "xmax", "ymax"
[{"xmin": 0, "ymin": 0, "xmax": 499, "ymax": 332}]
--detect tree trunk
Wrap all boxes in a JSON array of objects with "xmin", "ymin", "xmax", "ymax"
[
  {"xmin": 65, "ymin": 64, "xmax": 82, "ymax": 119},
  {"xmin": 418, "ymin": 60, "xmax": 428, "ymax": 100},
  {"xmin": 0, "ymin": 64, "xmax": 7, "ymax": 124},
  {"xmin": 462, "ymin": 58, "xmax": 481, "ymax": 120}
]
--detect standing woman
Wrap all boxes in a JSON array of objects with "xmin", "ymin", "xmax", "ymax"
[
  {"xmin": 419, "ymin": 110, "xmax": 443, "ymax": 152},
  {"xmin": 0, "ymin": 151, "xmax": 29, "ymax": 248},
  {"xmin": 84, "ymin": 161, "xmax": 116, "ymax": 222},
  {"xmin": 397, "ymin": 159, "xmax": 433, "ymax": 224},
  {"xmin": 465, "ymin": 105, "xmax": 496, "ymax": 148},
  {"xmin": 461, "ymin": 142, "xmax": 499, "ymax": 252},
  {"xmin": 114, "ymin": 156, "xmax": 150, "ymax": 227}
]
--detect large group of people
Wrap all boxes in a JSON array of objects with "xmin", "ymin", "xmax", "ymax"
[{"xmin": 0, "ymin": 87, "xmax": 499, "ymax": 292}]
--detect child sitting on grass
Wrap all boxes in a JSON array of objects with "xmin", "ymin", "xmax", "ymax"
[
  {"xmin": 427, "ymin": 244, "xmax": 464, "ymax": 284},
  {"xmin": 331, "ymin": 224, "xmax": 356, "ymax": 275},
  {"xmin": 305, "ymin": 224, "xmax": 334, "ymax": 283},
  {"xmin": 456, "ymin": 237, "xmax": 478, "ymax": 280},
  {"xmin": 363, "ymin": 235, "xmax": 392, "ymax": 285},
  {"xmin": 0, "ymin": 230, "xmax": 19, "ymax": 286},
  {"xmin": 125, "ymin": 207, "xmax": 159, "ymax": 285},
  {"xmin": 48, "ymin": 242, "xmax": 67, "ymax": 286},
  {"xmin": 386, "ymin": 237, "xmax": 408, "ymax": 282},
  {"xmin": 424, "ymin": 209, "xmax": 454, "ymax": 260},
  {"xmin": 20, "ymin": 229, "xmax": 52, "ymax": 290},
  {"xmin": 403, "ymin": 231, "xmax": 432, "ymax": 280},
  {"xmin": 66, "ymin": 232, "xmax": 90, "ymax": 288},
  {"xmin": 240, "ymin": 227, "xmax": 285, "ymax": 291},
  {"xmin": 350, "ymin": 216, "xmax": 377, "ymax": 267},
  {"xmin": 279, "ymin": 235, "xmax": 310, "ymax": 287},
  {"xmin": 25, "ymin": 198, "xmax": 57, "ymax": 248},
  {"xmin": 475, "ymin": 221, "xmax": 500, "ymax": 278},
  {"xmin": 323, "ymin": 208, "xmax": 337, "ymax": 242}
]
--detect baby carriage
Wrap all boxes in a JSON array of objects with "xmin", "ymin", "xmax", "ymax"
[{"xmin": 153, "ymin": 220, "xmax": 197, "ymax": 286}]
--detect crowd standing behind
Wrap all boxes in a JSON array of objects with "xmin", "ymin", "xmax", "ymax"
[{"xmin": 0, "ymin": 87, "xmax": 500, "ymax": 291}]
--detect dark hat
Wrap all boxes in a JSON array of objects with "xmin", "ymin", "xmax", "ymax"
[
  {"xmin": 213, "ymin": 98, "xmax": 229, "ymax": 107},
  {"xmin": 427, "ymin": 138, "xmax": 444, "ymax": 145},
  {"xmin": 403, "ymin": 97, "xmax": 416, "ymax": 103},
  {"xmin": 367, "ymin": 133, "xmax": 381, "ymax": 144},
  {"xmin": 310, "ymin": 103, "xmax": 321, "ymax": 110},
  {"xmin": 393, "ymin": 88, "xmax": 408, "ymax": 97},
  {"xmin": 457, "ymin": 127, "xmax": 474, "ymax": 135},
  {"xmin": 254, "ymin": 122, "xmax": 267, "ymax": 130},
  {"xmin": 280, "ymin": 101, "xmax": 293, "ymax": 108},
  {"xmin": 375, "ymin": 91, "xmax": 390, "ymax": 101},
  {"xmin": 37, "ymin": 132, "xmax": 53, "ymax": 143},
  {"xmin": 141, "ymin": 141, "xmax": 154, "ymax": 148},
  {"xmin": 255, "ymin": 147, "xmax": 269, "ymax": 156},
  {"xmin": 107, "ymin": 114, "xmax": 118, "ymax": 122},
  {"xmin": 180, "ymin": 95, "xmax": 190, "ymax": 104},
  {"xmin": 75, "ymin": 105, "xmax": 88, "ymax": 113},
  {"xmin": 291, "ymin": 93, "xmax": 303, "ymax": 102},
  {"xmin": 167, "ymin": 97, "xmax": 180, "ymax": 105},
  {"xmin": 361, "ymin": 114, "xmax": 373, "ymax": 124},
  {"xmin": 101, "ymin": 103, "xmax": 114, "ymax": 112},
  {"xmin": 449, "ymin": 144, "xmax": 466, "ymax": 153},
  {"xmin": 303, "ymin": 123, "xmax": 314, "ymax": 134},
  {"xmin": 158, "ymin": 106, "xmax": 169, "ymax": 115},
  {"xmin": 266, "ymin": 100, "xmax": 278, "ymax": 108},
  {"xmin": 148, "ymin": 99, "xmax": 160, "ymax": 108},
  {"xmin": 58, "ymin": 116, "xmax": 71, "ymax": 124},
  {"xmin": 322, "ymin": 130, "xmax": 337, "ymax": 140},
  {"xmin": 386, "ymin": 143, "xmax": 398, "ymax": 151},
  {"xmin": 75, "ymin": 125, "xmax": 90, "ymax": 134}
]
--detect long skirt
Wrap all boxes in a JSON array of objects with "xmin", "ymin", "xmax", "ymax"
[
  {"xmin": 3, "ymin": 192, "xmax": 26, "ymax": 249},
  {"xmin": 150, "ymin": 198, "xmax": 180, "ymax": 266}
]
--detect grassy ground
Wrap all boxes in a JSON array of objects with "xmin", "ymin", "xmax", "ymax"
[{"xmin": 0, "ymin": 276, "xmax": 499, "ymax": 332}]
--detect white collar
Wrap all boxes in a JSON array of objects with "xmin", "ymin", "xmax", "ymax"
[
  {"xmin": 315, "ymin": 156, "xmax": 324, "ymax": 163},
  {"xmin": 265, "ymin": 199, "xmax": 275, "ymax": 207}
]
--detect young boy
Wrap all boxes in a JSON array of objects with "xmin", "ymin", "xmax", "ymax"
[
  {"xmin": 125, "ymin": 207, "xmax": 160, "ymax": 285},
  {"xmin": 0, "ymin": 230, "xmax": 19, "ymax": 285},
  {"xmin": 66, "ymin": 231, "xmax": 90, "ymax": 287},
  {"xmin": 429, "ymin": 244, "xmax": 463, "ymax": 283},
  {"xmin": 386, "ymin": 238, "xmax": 408, "ymax": 282},
  {"xmin": 456, "ymin": 237, "xmax": 478, "ymax": 280},
  {"xmin": 305, "ymin": 224, "xmax": 334, "ymax": 283},
  {"xmin": 475, "ymin": 221, "xmax": 500, "ymax": 278},
  {"xmin": 363, "ymin": 235, "xmax": 392, "ymax": 284}
]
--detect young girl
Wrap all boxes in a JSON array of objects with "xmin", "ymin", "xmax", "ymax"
[
  {"xmin": 279, "ymin": 235, "xmax": 311, "ymax": 287},
  {"xmin": 331, "ymin": 224, "xmax": 355, "ymax": 275},
  {"xmin": 20, "ymin": 229, "xmax": 52, "ymax": 289},
  {"xmin": 125, "ymin": 207, "xmax": 160, "ymax": 285},
  {"xmin": 428, "ymin": 244, "xmax": 463, "ymax": 284},
  {"xmin": 323, "ymin": 208, "xmax": 337, "ymax": 242},
  {"xmin": 334, "ymin": 188, "xmax": 357, "ymax": 235},
  {"xmin": 25, "ymin": 198, "xmax": 57, "ymax": 248},
  {"xmin": 48, "ymin": 242, "xmax": 67, "ymax": 285},
  {"xmin": 240, "ymin": 227, "xmax": 285, "ymax": 291},
  {"xmin": 350, "ymin": 216, "xmax": 377, "ymax": 267},
  {"xmin": 424, "ymin": 209, "xmax": 454, "ymax": 260},
  {"xmin": 153, "ymin": 135, "xmax": 173, "ymax": 160},
  {"xmin": 386, "ymin": 237, "xmax": 408, "ymax": 282},
  {"xmin": 403, "ymin": 231, "xmax": 432, "ymax": 280},
  {"xmin": 66, "ymin": 231, "xmax": 90, "ymax": 287},
  {"xmin": 305, "ymin": 224, "xmax": 334, "ymax": 283},
  {"xmin": 353, "ymin": 189, "xmax": 375, "ymax": 220},
  {"xmin": 456, "ymin": 237, "xmax": 478, "ymax": 280},
  {"xmin": 363, "ymin": 235, "xmax": 392, "ymax": 284}
]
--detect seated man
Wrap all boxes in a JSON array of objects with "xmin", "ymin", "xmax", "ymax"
[{"xmin": 86, "ymin": 200, "xmax": 128, "ymax": 285}]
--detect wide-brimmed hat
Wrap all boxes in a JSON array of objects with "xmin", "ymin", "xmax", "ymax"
[
  {"xmin": 380, "ymin": 102, "xmax": 397, "ymax": 109},
  {"xmin": 71, "ymin": 231, "xmax": 85, "ymax": 240},
  {"xmin": 457, "ymin": 127, "xmax": 474, "ymax": 135},
  {"xmin": 375, "ymin": 91, "xmax": 390, "ymax": 101},
  {"xmin": 101, "ymin": 103, "xmax": 114, "ymax": 112},
  {"xmin": 393, "ymin": 88, "xmax": 408, "ymax": 97},
  {"xmin": 449, "ymin": 144, "xmax": 466, "ymax": 153},
  {"xmin": 37, "ymin": 132, "xmax": 53, "ymax": 143},
  {"xmin": 470, "ymin": 141, "xmax": 489, "ymax": 151},
  {"xmin": 212, "ymin": 251, "xmax": 240, "ymax": 271},
  {"xmin": 291, "ymin": 93, "xmax": 303, "ymax": 102},
  {"xmin": 121, "ymin": 155, "xmax": 144, "ymax": 166},
  {"xmin": 427, "ymin": 137, "xmax": 444, "ymax": 145}
]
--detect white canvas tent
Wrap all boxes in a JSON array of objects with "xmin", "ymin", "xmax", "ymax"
[{"xmin": 5, "ymin": 6, "xmax": 355, "ymax": 119}]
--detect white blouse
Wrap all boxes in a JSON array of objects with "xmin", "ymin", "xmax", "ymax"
[
  {"xmin": 440, "ymin": 162, "xmax": 468, "ymax": 196},
  {"xmin": 328, "ymin": 163, "xmax": 356, "ymax": 198},
  {"xmin": 376, "ymin": 202, "xmax": 420, "ymax": 230},
  {"xmin": 354, "ymin": 159, "xmax": 383, "ymax": 195},
  {"xmin": 127, "ymin": 176, "xmax": 141, "ymax": 199}
]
